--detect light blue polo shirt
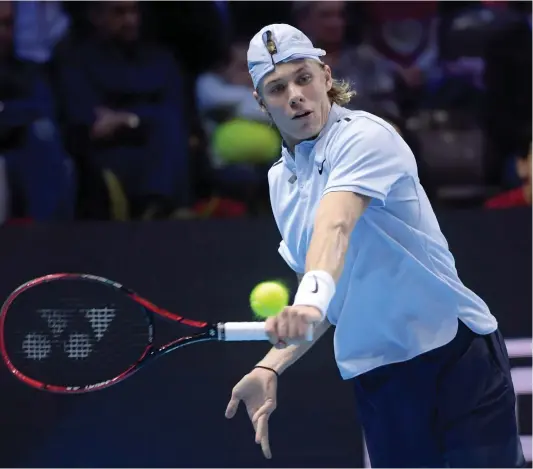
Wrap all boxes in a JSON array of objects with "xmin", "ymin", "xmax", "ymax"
[{"xmin": 269, "ymin": 104, "xmax": 498, "ymax": 380}]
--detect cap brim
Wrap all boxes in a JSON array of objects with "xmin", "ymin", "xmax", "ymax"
[
  {"xmin": 253, "ymin": 47, "xmax": 327, "ymax": 89},
  {"xmin": 274, "ymin": 47, "xmax": 326, "ymax": 64}
]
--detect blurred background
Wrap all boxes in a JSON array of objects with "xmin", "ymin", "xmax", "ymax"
[
  {"xmin": 0, "ymin": 0, "xmax": 531, "ymax": 221},
  {"xmin": 0, "ymin": 1, "xmax": 530, "ymax": 467}
]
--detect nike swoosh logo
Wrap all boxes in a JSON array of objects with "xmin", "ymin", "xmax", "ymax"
[
  {"xmin": 311, "ymin": 275, "xmax": 318, "ymax": 293},
  {"xmin": 317, "ymin": 159, "xmax": 326, "ymax": 175}
]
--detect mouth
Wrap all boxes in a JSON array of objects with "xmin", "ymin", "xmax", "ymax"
[{"xmin": 292, "ymin": 111, "xmax": 313, "ymax": 120}]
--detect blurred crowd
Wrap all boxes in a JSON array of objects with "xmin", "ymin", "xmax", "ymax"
[{"xmin": 0, "ymin": 0, "xmax": 531, "ymax": 223}]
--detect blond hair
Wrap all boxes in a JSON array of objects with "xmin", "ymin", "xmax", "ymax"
[{"xmin": 317, "ymin": 62, "xmax": 356, "ymax": 106}]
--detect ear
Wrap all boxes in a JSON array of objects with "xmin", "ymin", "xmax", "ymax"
[
  {"xmin": 253, "ymin": 90, "xmax": 267, "ymax": 113},
  {"xmin": 323, "ymin": 64, "xmax": 333, "ymax": 92}
]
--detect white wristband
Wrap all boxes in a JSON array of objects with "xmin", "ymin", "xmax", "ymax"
[{"xmin": 293, "ymin": 270, "xmax": 336, "ymax": 320}]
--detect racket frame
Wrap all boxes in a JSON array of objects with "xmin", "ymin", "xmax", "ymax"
[
  {"xmin": 0, "ymin": 273, "xmax": 310, "ymax": 394},
  {"xmin": 0, "ymin": 274, "xmax": 219, "ymax": 393}
]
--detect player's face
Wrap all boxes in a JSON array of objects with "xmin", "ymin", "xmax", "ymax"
[{"xmin": 255, "ymin": 60, "xmax": 333, "ymax": 150}]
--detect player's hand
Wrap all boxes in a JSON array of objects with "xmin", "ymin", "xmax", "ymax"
[
  {"xmin": 265, "ymin": 305, "xmax": 321, "ymax": 348},
  {"xmin": 225, "ymin": 367, "xmax": 277, "ymax": 459}
]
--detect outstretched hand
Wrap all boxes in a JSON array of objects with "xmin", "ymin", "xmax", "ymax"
[{"xmin": 226, "ymin": 367, "xmax": 278, "ymax": 459}]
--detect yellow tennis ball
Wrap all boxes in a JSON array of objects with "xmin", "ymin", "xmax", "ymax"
[
  {"xmin": 213, "ymin": 119, "xmax": 281, "ymax": 164},
  {"xmin": 250, "ymin": 281, "xmax": 289, "ymax": 318}
]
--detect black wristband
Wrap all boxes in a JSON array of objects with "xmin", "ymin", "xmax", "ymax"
[{"xmin": 254, "ymin": 365, "xmax": 279, "ymax": 378}]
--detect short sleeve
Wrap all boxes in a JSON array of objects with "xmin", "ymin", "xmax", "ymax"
[
  {"xmin": 323, "ymin": 117, "xmax": 413, "ymax": 204},
  {"xmin": 278, "ymin": 240, "xmax": 303, "ymax": 273}
]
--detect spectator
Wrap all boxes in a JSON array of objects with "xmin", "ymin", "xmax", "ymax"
[
  {"xmin": 12, "ymin": 1, "xmax": 69, "ymax": 64},
  {"xmin": 0, "ymin": 1, "xmax": 73, "ymax": 222},
  {"xmin": 146, "ymin": 1, "xmax": 230, "ymax": 76},
  {"xmin": 56, "ymin": 1, "xmax": 189, "ymax": 219},
  {"xmin": 196, "ymin": 39, "xmax": 274, "ymax": 161},
  {"xmin": 196, "ymin": 41, "xmax": 266, "ymax": 126},
  {"xmin": 360, "ymin": 1, "xmax": 441, "ymax": 115},
  {"xmin": 485, "ymin": 137, "xmax": 531, "ymax": 209},
  {"xmin": 292, "ymin": 1, "xmax": 399, "ymax": 116},
  {"xmin": 195, "ymin": 39, "xmax": 280, "ymax": 211}
]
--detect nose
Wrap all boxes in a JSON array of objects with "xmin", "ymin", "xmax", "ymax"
[{"xmin": 287, "ymin": 84, "xmax": 304, "ymax": 108}]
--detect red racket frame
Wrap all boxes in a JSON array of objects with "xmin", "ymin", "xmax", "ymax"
[{"xmin": 0, "ymin": 273, "xmax": 217, "ymax": 394}]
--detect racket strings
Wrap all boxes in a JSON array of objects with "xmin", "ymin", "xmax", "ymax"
[
  {"xmin": 22, "ymin": 332, "xmax": 51, "ymax": 360},
  {"xmin": 3, "ymin": 279, "xmax": 151, "ymax": 388},
  {"xmin": 21, "ymin": 307, "xmax": 116, "ymax": 360}
]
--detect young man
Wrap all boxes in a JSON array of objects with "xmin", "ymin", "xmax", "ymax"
[{"xmin": 225, "ymin": 24, "xmax": 525, "ymax": 467}]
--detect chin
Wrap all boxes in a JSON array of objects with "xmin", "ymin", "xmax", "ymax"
[
  {"xmin": 300, "ymin": 129, "xmax": 318, "ymax": 141},
  {"xmin": 299, "ymin": 123, "xmax": 322, "ymax": 139}
]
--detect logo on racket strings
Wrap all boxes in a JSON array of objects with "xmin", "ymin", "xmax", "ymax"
[{"xmin": 22, "ymin": 307, "xmax": 116, "ymax": 361}]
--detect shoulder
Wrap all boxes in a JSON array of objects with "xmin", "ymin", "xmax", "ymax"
[
  {"xmin": 267, "ymin": 156, "xmax": 285, "ymax": 183},
  {"xmin": 331, "ymin": 110, "xmax": 398, "ymax": 141},
  {"xmin": 325, "ymin": 110, "xmax": 402, "ymax": 155},
  {"xmin": 268, "ymin": 154, "xmax": 297, "ymax": 201}
]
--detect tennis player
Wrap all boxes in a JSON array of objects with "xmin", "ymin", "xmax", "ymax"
[{"xmin": 225, "ymin": 24, "xmax": 525, "ymax": 467}]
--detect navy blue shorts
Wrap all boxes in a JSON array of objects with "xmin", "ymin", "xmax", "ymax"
[{"xmin": 353, "ymin": 320, "xmax": 526, "ymax": 467}]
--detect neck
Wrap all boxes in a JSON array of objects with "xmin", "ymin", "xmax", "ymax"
[
  {"xmin": 282, "ymin": 101, "xmax": 333, "ymax": 154},
  {"xmin": 281, "ymin": 134, "xmax": 301, "ymax": 155}
]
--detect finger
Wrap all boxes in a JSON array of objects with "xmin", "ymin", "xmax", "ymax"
[
  {"xmin": 276, "ymin": 309, "xmax": 289, "ymax": 340},
  {"xmin": 254, "ymin": 413, "xmax": 266, "ymax": 443},
  {"xmin": 245, "ymin": 406, "xmax": 259, "ymax": 438},
  {"xmin": 255, "ymin": 414, "xmax": 272, "ymax": 459},
  {"xmin": 225, "ymin": 396, "xmax": 240, "ymax": 419},
  {"xmin": 286, "ymin": 311, "xmax": 301, "ymax": 340},
  {"xmin": 265, "ymin": 317, "xmax": 279, "ymax": 345},
  {"xmin": 298, "ymin": 315, "xmax": 310, "ymax": 339},
  {"xmin": 252, "ymin": 400, "xmax": 275, "ymax": 426}
]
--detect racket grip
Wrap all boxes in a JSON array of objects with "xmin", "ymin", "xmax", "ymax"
[{"xmin": 218, "ymin": 322, "xmax": 314, "ymax": 342}]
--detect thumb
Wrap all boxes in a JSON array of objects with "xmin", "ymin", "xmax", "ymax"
[{"xmin": 225, "ymin": 396, "xmax": 241, "ymax": 419}]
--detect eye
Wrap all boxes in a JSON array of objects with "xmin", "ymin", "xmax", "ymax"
[
  {"xmin": 298, "ymin": 74, "xmax": 312, "ymax": 85},
  {"xmin": 269, "ymin": 83, "xmax": 285, "ymax": 94}
]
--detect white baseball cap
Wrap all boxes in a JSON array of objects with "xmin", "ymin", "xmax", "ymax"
[{"xmin": 247, "ymin": 23, "xmax": 326, "ymax": 89}]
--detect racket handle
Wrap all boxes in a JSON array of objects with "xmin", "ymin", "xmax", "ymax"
[{"xmin": 218, "ymin": 322, "xmax": 314, "ymax": 342}]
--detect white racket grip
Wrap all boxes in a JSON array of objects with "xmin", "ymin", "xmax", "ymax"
[{"xmin": 218, "ymin": 322, "xmax": 314, "ymax": 342}]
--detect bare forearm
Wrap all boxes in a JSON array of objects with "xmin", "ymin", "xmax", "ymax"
[
  {"xmin": 256, "ymin": 318, "xmax": 330, "ymax": 374},
  {"xmin": 305, "ymin": 192, "xmax": 369, "ymax": 281},
  {"xmin": 305, "ymin": 223, "xmax": 350, "ymax": 282}
]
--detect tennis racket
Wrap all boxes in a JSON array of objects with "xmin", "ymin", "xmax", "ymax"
[{"xmin": 0, "ymin": 273, "xmax": 312, "ymax": 394}]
